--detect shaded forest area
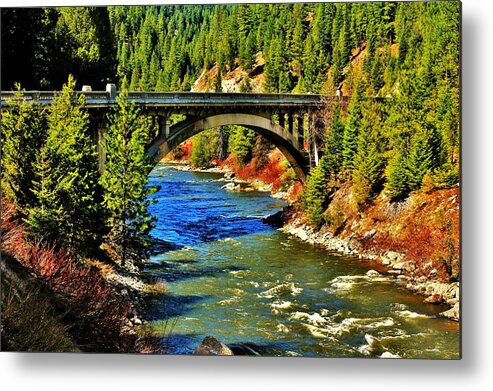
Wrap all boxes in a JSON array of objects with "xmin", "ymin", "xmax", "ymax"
[{"xmin": 1, "ymin": 7, "xmax": 116, "ymax": 90}]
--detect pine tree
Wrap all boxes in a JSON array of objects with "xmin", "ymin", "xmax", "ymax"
[
  {"xmin": 352, "ymin": 122, "xmax": 383, "ymax": 207},
  {"xmin": 342, "ymin": 77, "xmax": 364, "ymax": 173},
  {"xmin": 265, "ymin": 35, "xmax": 284, "ymax": 92},
  {"xmin": 404, "ymin": 127, "xmax": 438, "ymax": 191},
  {"xmin": 190, "ymin": 133, "xmax": 209, "ymax": 168},
  {"xmin": 385, "ymin": 150, "xmax": 409, "ymax": 201},
  {"xmin": 1, "ymin": 85, "xmax": 46, "ymax": 211},
  {"xmin": 302, "ymin": 156, "xmax": 330, "ymax": 228},
  {"xmin": 323, "ymin": 102, "xmax": 345, "ymax": 181},
  {"xmin": 26, "ymin": 75, "xmax": 101, "ymax": 255},
  {"xmin": 100, "ymin": 85, "xmax": 159, "ymax": 267},
  {"xmin": 228, "ymin": 126, "xmax": 256, "ymax": 166},
  {"xmin": 190, "ymin": 130, "xmax": 219, "ymax": 168},
  {"xmin": 214, "ymin": 69, "xmax": 222, "ymax": 92},
  {"xmin": 300, "ymin": 34, "xmax": 319, "ymax": 93}
]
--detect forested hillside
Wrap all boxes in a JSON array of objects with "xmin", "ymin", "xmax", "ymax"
[
  {"xmin": 1, "ymin": 7, "xmax": 116, "ymax": 90},
  {"xmin": 1, "ymin": 1, "xmax": 460, "ymax": 220},
  {"xmin": 1, "ymin": 0, "xmax": 460, "ymax": 242}
]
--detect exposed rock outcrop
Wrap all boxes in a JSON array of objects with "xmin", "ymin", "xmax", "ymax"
[{"xmin": 193, "ymin": 336, "xmax": 234, "ymax": 356}]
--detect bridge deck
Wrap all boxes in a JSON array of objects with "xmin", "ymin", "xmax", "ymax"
[{"xmin": 0, "ymin": 91, "xmax": 331, "ymax": 109}]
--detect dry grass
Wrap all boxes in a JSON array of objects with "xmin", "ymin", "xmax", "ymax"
[
  {"xmin": 1, "ymin": 253, "xmax": 80, "ymax": 352},
  {"xmin": 340, "ymin": 186, "xmax": 459, "ymax": 282},
  {"xmin": 143, "ymin": 279, "xmax": 168, "ymax": 295},
  {"xmin": 84, "ymin": 258, "xmax": 115, "ymax": 277}
]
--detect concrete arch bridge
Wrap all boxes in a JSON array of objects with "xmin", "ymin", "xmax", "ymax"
[{"xmin": 0, "ymin": 91, "xmax": 350, "ymax": 179}]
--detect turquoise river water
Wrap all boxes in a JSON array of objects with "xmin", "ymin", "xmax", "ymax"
[{"xmin": 144, "ymin": 163, "xmax": 460, "ymax": 358}]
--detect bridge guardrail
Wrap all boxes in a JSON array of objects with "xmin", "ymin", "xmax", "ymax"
[{"xmin": 1, "ymin": 91, "xmax": 347, "ymax": 108}]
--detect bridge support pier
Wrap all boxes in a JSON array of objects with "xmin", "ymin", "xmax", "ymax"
[
  {"xmin": 307, "ymin": 114, "xmax": 317, "ymax": 168},
  {"xmin": 297, "ymin": 114, "xmax": 304, "ymax": 149},
  {"xmin": 158, "ymin": 116, "xmax": 172, "ymax": 139},
  {"xmin": 288, "ymin": 113, "xmax": 294, "ymax": 134}
]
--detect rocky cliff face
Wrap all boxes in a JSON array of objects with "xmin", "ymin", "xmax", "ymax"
[{"xmin": 191, "ymin": 52, "xmax": 266, "ymax": 93}]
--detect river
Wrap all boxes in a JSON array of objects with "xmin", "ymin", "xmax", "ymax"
[{"xmin": 144, "ymin": 162, "xmax": 460, "ymax": 358}]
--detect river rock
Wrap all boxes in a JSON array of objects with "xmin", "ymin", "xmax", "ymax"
[
  {"xmin": 380, "ymin": 351, "xmax": 400, "ymax": 359},
  {"xmin": 362, "ymin": 229, "xmax": 377, "ymax": 240},
  {"xmin": 221, "ymin": 182, "xmax": 240, "ymax": 191},
  {"xmin": 263, "ymin": 210, "xmax": 285, "ymax": 228},
  {"xmin": 390, "ymin": 303, "xmax": 408, "ymax": 311},
  {"xmin": 391, "ymin": 262, "xmax": 406, "ymax": 271},
  {"xmin": 366, "ymin": 270, "xmax": 381, "ymax": 278},
  {"xmin": 194, "ymin": 336, "xmax": 233, "ymax": 356},
  {"xmin": 381, "ymin": 251, "xmax": 404, "ymax": 265},
  {"xmin": 440, "ymin": 302, "xmax": 460, "ymax": 321},
  {"xmin": 424, "ymin": 294, "xmax": 443, "ymax": 304}
]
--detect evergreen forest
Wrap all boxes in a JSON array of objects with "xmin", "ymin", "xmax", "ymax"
[{"xmin": 1, "ymin": 3, "xmax": 460, "ymax": 223}]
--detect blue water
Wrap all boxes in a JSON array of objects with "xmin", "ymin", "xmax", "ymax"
[{"xmin": 144, "ymin": 163, "xmax": 460, "ymax": 358}]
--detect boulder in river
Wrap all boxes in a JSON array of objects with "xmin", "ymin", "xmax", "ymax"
[
  {"xmin": 262, "ymin": 210, "xmax": 285, "ymax": 228},
  {"xmin": 193, "ymin": 336, "xmax": 234, "ymax": 356}
]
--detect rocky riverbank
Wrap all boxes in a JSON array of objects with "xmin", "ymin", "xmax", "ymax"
[
  {"xmin": 273, "ymin": 203, "xmax": 459, "ymax": 321},
  {"xmin": 164, "ymin": 159, "xmax": 295, "ymax": 201}
]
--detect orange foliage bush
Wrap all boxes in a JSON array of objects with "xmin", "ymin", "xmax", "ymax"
[
  {"xmin": 231, "ymin": 153, "xmax": 288, "ymax": 193},
  {"xmin": 288, "ymin": 181, "xmax": 304, "ymax": 202},
  {"xmin": 352, "ymin": 188, "xmax": 459, "ymax": 282},
  {"xmin": 259, "ymin": 160, "xmax": 284, "ymax": 191}
]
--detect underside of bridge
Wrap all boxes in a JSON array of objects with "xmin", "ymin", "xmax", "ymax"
[{"xmin": 146, "ymin": 113, "xmax": 310, "ymax": 179}]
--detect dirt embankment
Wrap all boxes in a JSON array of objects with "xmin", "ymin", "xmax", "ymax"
[{"xmin": 0, "ymin": 201, "xmax": 160, "ymax": 352}]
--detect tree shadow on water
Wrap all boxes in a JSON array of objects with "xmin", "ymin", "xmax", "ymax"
[
  {"xmin": 143, "ymin": 263, "xmax": 248, "ymax": 283},
  {"xmin": 145, "ymin": 293, "xmax": 212, "ymax": 321},
  {"xmin": 148, "ymin": 237, "xmax": 183, "ymax": 256}
]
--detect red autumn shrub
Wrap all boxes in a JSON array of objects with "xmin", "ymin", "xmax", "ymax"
[
  {"xmin": 289, "ymin": 181, "xmax": 304, "ymax": 202},
  {"xmin": 1, "ymin": 200, "xmax": 136, "ymax": 352},
  {"xmin": 236, "ymin": 160, "xmax": 257, "ymax": 181},
  {"xmin": 259, "ymin": 160, "xmax": 284, "ymax": 189}
]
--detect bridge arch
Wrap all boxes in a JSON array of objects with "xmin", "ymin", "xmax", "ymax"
[{"xmin": 146, "ymin": 113, "xmax": 309, "ymax": 179}]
